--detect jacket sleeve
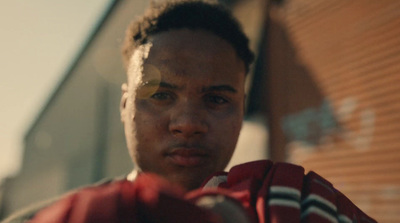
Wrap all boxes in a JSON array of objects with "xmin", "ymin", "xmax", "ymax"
[
  {"xmin": 1, "ymin": 197, "xmax": 59, "ymax": 223},
  {"xmin": 26, "ymin": 174, "xmax": 223, "ymax": 223},
  {"xmin": 200, "ymin": 160, "xmax": 377, "ymax": 223},
  {"xmin": 0, "ymin": 178, "xmax": 115, "ymax": 223}
]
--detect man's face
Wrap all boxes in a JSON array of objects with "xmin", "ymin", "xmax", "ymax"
[{"xmin": 120, "ymin": 29, "xmax": 246, "ymax": 190}]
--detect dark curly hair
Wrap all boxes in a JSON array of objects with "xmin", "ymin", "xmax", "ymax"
[{"xmin": 122, "ymin": 0, "xmax": 254, "ymax": 74}]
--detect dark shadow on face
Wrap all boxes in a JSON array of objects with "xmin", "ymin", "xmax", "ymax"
[{"xmin": 121, "ymin": 29, "xmax": 246, "ymax": 190}]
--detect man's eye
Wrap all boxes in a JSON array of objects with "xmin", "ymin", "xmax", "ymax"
[
  {"xmin": 207, "ymin": 95, "xmax": 228, "ymax": 104},
  {"xmin": 150, "ymin": 92, "xmax": 171, "ymax": 100}
]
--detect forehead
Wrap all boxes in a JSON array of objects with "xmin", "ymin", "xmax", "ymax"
[
  {"xmin": 149, "ymin": 29, "xmax": 233, "ymax": 56},
  {"xmin": 127, "ymin": 29, "xmax": 246, "ymax": 88}
]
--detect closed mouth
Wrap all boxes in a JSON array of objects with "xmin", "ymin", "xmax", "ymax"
[{"xmin": 166, "ymin": 147, "xmax": 210, "ymax": 167}]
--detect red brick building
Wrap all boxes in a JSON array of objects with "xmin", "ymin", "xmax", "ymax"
[{"xmin": 256, "ymin": 1, "xmax": 400, "ymax": 222}]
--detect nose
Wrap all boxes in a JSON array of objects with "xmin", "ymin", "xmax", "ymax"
[{"xmin": 169, "ymin": 102, "xmax": 208, "ymax": 138}]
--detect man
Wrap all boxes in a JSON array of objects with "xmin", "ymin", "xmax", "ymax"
[
  {"xmin": 119, "ymin": 0, "xmax": 253, "ymax": 191},
  {"xmin": 2, "ymin": 0, "xmax": 376, "ymax": 222}
]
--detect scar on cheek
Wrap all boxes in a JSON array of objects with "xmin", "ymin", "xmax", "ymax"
[{"xmin": 136, "ymin": 64, "xmax": 161, "ymax": 99}]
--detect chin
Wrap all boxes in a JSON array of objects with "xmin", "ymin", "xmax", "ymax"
[
  {"xmin": 180, "ymin": 180, "xmax": 204, "ymax": 191},
  {"xmin": 170, "ymin": 173, "xmax": 209, "ymax": 191}
]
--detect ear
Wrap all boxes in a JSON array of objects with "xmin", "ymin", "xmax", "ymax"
[{"xmin": 120, "ymin": 83, "xmax": 128, "ymax": 123}]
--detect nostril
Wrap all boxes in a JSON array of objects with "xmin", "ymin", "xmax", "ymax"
[
  {"xmin": 169, "ymin": 112, "xmax": 208, "ymax": 138},
  {"xmin": 193, "ymin": 130, "xmax": 202, "ymax": 135},
  {"xmin": 172, "ymin": 129, "xmax": 182, "ymax": 135},
  {"xmin": 170, "ymin": 121, "xmax": 207, "ymax": 138}
]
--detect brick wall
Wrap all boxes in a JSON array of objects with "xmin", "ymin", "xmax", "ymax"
[{"xmin": 265, "ymin": 1, "xmax": 400, "ymax": 222}]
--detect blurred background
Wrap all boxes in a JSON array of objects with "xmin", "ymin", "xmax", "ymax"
[{"xmin": 1, "ymin": 0, "xmax": 399, "ymax": 222}]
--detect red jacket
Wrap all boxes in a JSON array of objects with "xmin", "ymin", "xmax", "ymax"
[{"xmin": 15, "ymin": 160, "xmax": 376, "ymax": 223}]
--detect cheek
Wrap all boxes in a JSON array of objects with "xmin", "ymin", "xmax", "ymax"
[
  {"xmin": 131, "ymin": 115, "xmax": 160, "ymax": 166},
  {"xmin": 213, "ymin": 113, "xmax": 243, "ymax": 148},
  {"xmin": 133, "ymin": 109, "xmax": 167, "ymax": 143},
  {"xmin": 212, "ymin": 119, "xmax": 242, "ymax": 171},
  {"xmin": 221, "ymin": 109, "xmax": 243, "ymax": 134},
  {"xmin": 227, "ymin": 121, "xmax": 242, "ymax": 148}
]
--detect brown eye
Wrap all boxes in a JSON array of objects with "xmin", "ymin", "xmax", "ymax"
[
  {"xmin": 207, "ymin": 95, "xmax": 228, "ymax": 105},
  {"xmin": 151, "ymin": 92, "xmax": 172, "ymax": 100}
]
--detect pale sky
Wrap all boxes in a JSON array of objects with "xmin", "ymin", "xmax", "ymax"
[{"xmin": 0, "ymin": 0, "xmax": 112, "ymax": 182}]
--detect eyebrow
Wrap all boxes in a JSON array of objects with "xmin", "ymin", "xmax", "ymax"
[
  {"xmin": 202, "ymin": 85, "xmax": 237, "ymax": 93},
  {"xmin": 143, "ymin": 81, "xmax": 237, "ymax": 93},
  {"xmin": 140, "ymin": 80, "xmax": 178, "ymax": 89},
  {"xmin": 159, "ymin": 81, "xmax": 179, "ymax": 89}
]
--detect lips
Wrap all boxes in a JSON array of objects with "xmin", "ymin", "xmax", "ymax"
[{"xmin": 166, "ymin": 147, "xmax": 209, "ymax": 167}]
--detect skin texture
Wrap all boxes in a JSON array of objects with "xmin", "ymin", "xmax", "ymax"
[{"xmin": 120, "ymin": 29, "xmax": 246, "ymax": 190}]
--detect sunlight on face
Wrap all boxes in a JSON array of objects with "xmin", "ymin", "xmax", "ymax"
[{"xmin": 121, "ymin": 29, "xmax": 246, "ymax": 190}]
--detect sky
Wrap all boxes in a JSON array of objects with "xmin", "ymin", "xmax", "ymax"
[{"xmin": 0, "ymin": 0, "xmax": 112, "ymax": 182}]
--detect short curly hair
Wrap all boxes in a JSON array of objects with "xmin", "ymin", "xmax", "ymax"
[{"xmin": 122, "ymin": 0, "xmax": 254, "ymax": 74}]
